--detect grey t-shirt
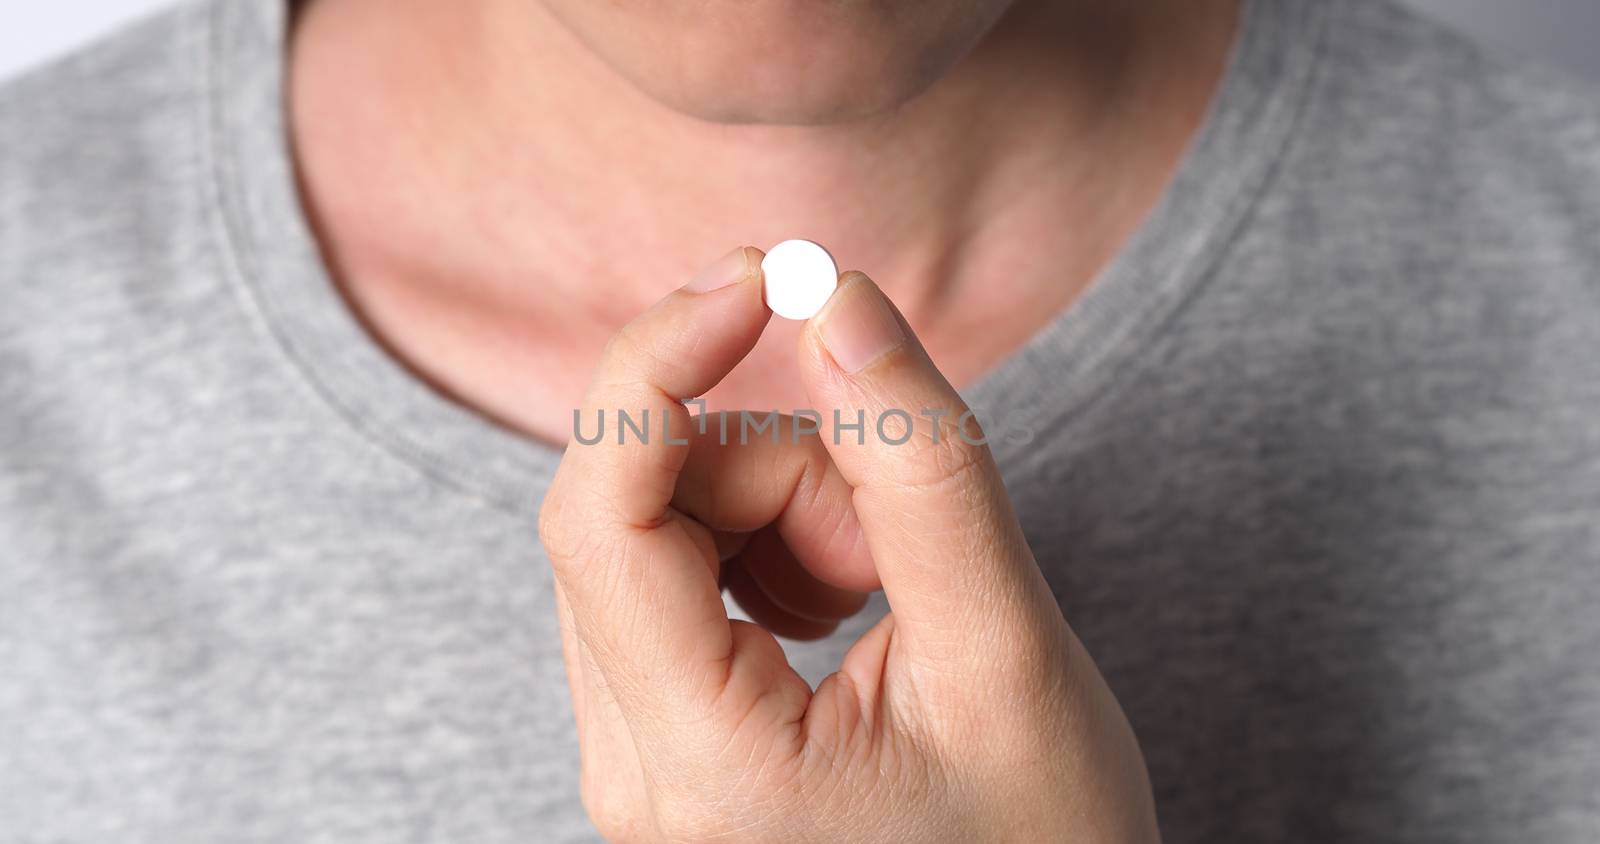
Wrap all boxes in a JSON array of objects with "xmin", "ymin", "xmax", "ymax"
[{"xmin": 3, "ymin": 0, "xmax": 1599, "ymax": 841}]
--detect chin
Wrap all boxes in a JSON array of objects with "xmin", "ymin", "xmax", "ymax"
[{"xmin": 537, "ymin": 0, "xmax": 1017, "ymax": 125}]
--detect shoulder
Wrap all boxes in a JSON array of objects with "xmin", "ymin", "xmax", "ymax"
[
  {"xmin": 1206, "ymin": 1, "xmax": 1600, "ymax": 422},
  {"xmin": 1302, "ymin": 0, "xmax": 1600, "ymax": 197},
  {"xmin": 1255, "ymin": 0, "xmax": 1600, "ymax": 292},
  {"xmin": 0, "ymin": 1, "xmax": 213, "ymax": 190},
  {"xmin": 0, "ymin": 1, "xmax": 213, "ymax": 275},
  {"xmin": 0, "ymin": 3, "xmax": 240, "ymax": 434},
  {"xmin": 0, "ymin": 3, "xmax": 219, "ymax": 352}
]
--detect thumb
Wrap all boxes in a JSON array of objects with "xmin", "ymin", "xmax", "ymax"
[{"xmin": 796, "ymin": 272, "xmax": 1066, "ymax": 667}]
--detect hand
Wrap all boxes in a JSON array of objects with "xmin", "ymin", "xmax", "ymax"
[{"xmin": 538, "ymin": 247, "xmax": 1159, "ymax": 843}]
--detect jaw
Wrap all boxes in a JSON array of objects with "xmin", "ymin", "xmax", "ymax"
[{"xmin": 533, "ymin": 0, "xmax": 1017, "ymax": 125}]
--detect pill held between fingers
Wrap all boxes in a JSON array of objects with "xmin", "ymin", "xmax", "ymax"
[{"xmin": 761, "ymin": 240, "xmax": 839, "ymax": 320}]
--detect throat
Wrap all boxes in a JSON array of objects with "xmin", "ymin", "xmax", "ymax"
[{"xmin": 286, "ymin": 0, "xmax": 1240, "ymax": 447}]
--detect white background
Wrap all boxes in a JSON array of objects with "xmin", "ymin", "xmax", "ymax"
[{"xmin": 1, "ymin": 1, "xmax": 1598, "ymax": 83}]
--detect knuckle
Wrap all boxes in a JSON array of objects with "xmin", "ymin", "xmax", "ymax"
[
  {"xmin": 604, "ymin": 322, "xmax": 677, "ymax": 391},
  {"xmin": 602, "ymin": 323, "xmax": 648, "ymax": 369},
  {"xmin": 882, "ymin": 419, "xmax": 993, "ymax": 499},
  {"xmin": 580, "ymin": 777, "xmax": 647, "ymax": 843},
  {"xmin": 651, "ymin": 797, "xmax": 741, "ymax": 844},
  {"xmin": 538, "ymin": 485, "xmax": 620, "ymax": 570},
  {"xmin": 649, "ymin": 805, "xmax": 705, "ymax": 844},
  {"xmin": 537, "ymin": 487, "xmax": 584, "ymax": 562}
]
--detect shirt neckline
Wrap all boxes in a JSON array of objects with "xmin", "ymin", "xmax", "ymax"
[
  {"xmin": 964, "ymin": 0, "xmax": 1328, "ymax": 463},
  {"xmin": 204, "ymin": 0, "xmax": 1326, "ymax": 512}
]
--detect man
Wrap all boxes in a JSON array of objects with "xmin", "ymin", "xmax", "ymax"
[{"xmin": 1, "ymin": 0, "xmax": 1597, "ymax": 840}]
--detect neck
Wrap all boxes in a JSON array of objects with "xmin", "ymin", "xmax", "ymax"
[{"xmin": 288, "ymin": 0, "xmax": 1240, "ymax": 444}]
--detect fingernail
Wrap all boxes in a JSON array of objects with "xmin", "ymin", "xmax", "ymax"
[
  {"xmin": 685, "ymin": 247, "xmax": 752, "ymax": 292},
  {"xmin": 816, "ymin": 274, "xmax": 907, "ymax": 374}
]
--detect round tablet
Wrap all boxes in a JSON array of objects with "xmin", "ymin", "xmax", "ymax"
[{"xmin": 761, "ymin": 240, "xmax": 839, "ymax": 321}]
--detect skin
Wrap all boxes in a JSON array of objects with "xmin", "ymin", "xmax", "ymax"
[
  {"xmin": 540, "ymin": 261, "xmax": 1159, "ymax": 841},
  {"xmin": 531, "ymin": 0, "xmax": 1017, "ymax": 124},
  {"xmin": 287, "ymin": 0, "xmax": 1240, "ymax": 837},
  {"xmin": 288, "ymin": 0, "xmax": 1239, "ymax": 443}
]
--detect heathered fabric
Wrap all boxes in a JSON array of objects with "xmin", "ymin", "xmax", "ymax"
[{"xmin": 2, "ymin": 0, "xmax": 1599, "ymax": 841}]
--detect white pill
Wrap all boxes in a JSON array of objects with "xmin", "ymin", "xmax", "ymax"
[{"xmin": 761, "ymin": 240, "xmax": 839, "ymax": 321}]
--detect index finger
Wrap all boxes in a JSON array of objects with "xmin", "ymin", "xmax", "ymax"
[
  {"xmin": 558, "ymin": 246, "xmax": 772, "ymax": 529},
  {"xmin": 539, "ymin": 247, "xmax": 770, "ymax": 716}
]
